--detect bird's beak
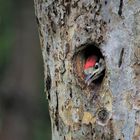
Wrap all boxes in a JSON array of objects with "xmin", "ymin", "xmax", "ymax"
[{"xmin": 85, "ymin": 69, "xmax": 99, "ymax": 85}]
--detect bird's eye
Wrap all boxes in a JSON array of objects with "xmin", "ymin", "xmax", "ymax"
[{"xmin": 94, "ymin": 63, "xmax": 99, "ymax": 69}]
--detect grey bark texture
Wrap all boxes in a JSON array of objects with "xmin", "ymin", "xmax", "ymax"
[{"xmin": 34, "ymin": 0, "xmax": 140, "ymax": 139}]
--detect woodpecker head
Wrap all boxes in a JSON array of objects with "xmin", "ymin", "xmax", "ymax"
[{"xmin": 83, "ymin": 55, "xmax": 105, "ymax": 85}]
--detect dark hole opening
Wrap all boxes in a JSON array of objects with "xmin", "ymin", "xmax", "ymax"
[
  {"xmin": 74, "ymin": 43, "xmax": 106, "ymax": 87},
  {"xmin": 83, "ymin": 44, "xmax": 104, "ymax": 60},
  {"xmin": 82, "ymin": 44, "xmax": 105, "ymax": 85}
]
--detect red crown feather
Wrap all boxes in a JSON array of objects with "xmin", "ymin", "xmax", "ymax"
[{"xmin": 84, "ymin": 55, "xmax": 96, "ymax": 69}]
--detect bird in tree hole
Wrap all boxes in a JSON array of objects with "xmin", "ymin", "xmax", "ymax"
[{"xmin": 83, "ymin": 55, "xmax": 105, "ymax": 85}]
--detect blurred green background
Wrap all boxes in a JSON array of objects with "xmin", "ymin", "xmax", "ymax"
[{"xmin": 0, "ymin": 0, "xmax": 51, "ymax": 140}]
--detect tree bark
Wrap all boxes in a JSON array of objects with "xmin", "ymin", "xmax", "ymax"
[{"xmin": 34, "ymin": 0, "xmax": 140, "ymax": 139}]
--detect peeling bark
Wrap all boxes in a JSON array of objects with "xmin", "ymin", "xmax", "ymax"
[{"xmin": 34, "ymin": 0, "xmax": 140, "ymax": 139}]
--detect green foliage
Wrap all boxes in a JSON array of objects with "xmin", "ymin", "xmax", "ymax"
[
  {"xmin": 33, "ymin": 84, "xmax": 51, "ymax": 140},
  {"xmin": 0, "ymin": 1, "xmax": 51, "ymax": 139},
  {"xmin": 0, "ymin": 0, "xmax": 13, "ymax": 80},
  {"xmin": 33, "ymin": 67, "xmax": 51, "ymax": 140},
  {"xmin": 33, "ymin": 118, "xmax": 51, "ymax": 140}
]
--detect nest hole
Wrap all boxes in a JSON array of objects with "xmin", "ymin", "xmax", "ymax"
[{"xmin": 74, "ymin": 43, "xmax": 105, "ymax": 86}]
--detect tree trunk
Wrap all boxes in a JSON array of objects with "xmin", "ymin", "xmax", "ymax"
[{"xmin": 34, "ymin": 0, "xmax": 140, "ymax": 139}]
